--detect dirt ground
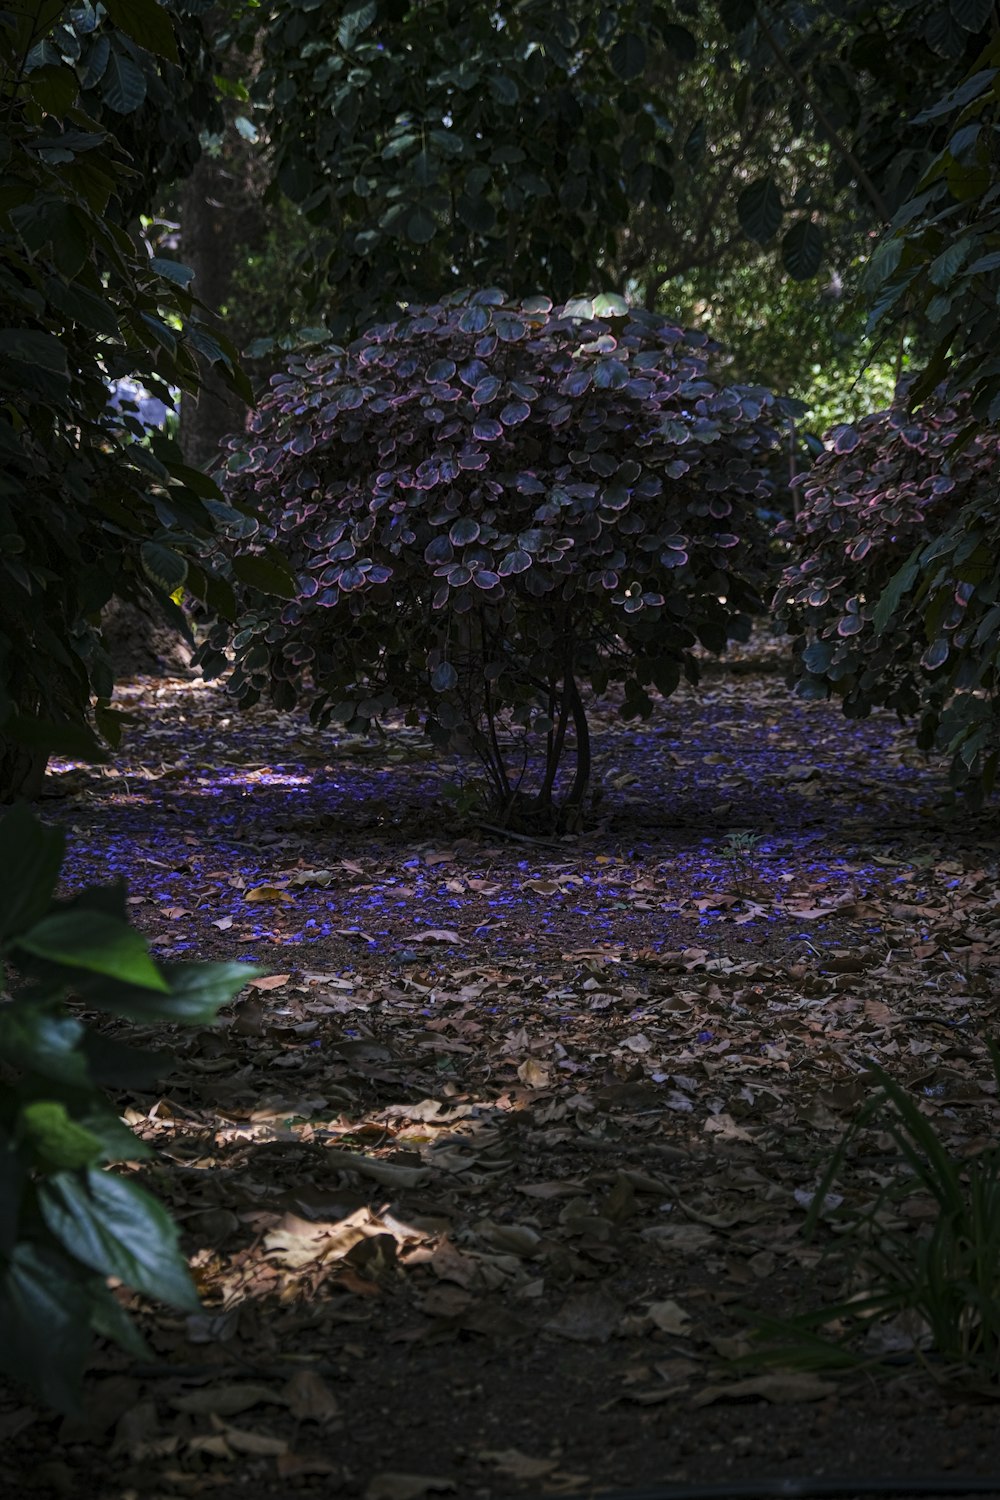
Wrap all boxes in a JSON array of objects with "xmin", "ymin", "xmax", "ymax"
[{"xmin": 4, "ymin": 653, "xmax": 1000, "ymax": 1500}]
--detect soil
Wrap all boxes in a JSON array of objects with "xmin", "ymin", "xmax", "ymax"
[{"xmin": 4, "ymin": 651, "xmax": 1000, "ymax": 1500}]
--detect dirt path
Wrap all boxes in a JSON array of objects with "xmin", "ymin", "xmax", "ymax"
[{"xmin": 4, "ymin": 665, "xmax": 1000, "ymax": 1499}]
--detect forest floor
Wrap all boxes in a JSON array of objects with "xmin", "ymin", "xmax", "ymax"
[{"xmin": 5, "ymin": 646, "xmax": 1000, "ymax": 1500}]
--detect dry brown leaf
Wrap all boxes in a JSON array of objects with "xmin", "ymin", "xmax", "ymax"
[
  {"xmin": 283, "ymin": 1369, "xmax": 341, "ymax": 1423},
  {"xmin": 210, "ymin": 1414, "xmax": 289, "ymax": 1455},
  {"xmin": 645, "ymin": 1299, "xmax": 693, "ymax": 1336},
  {"xmin": 545, "ymin": 1287, "xmax": 623, "ymax": 1343},
  {"xmin": 693, "ymin": 1371, "xmax": 839, "ymax": 1406},
  {"xmin": 170, "ymin": 1383, "xmax": 285, "ymax": 1417},
  {"xmin": 248, "ymin": 973, "xmax": 292, "ymax": 990},
  {"xmin": 477, "ymin": 1448, "xmax": 558, "ymax": 1480}
]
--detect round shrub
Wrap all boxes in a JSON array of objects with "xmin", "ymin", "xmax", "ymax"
[
  {"xmin": 774, "ymin": 397, "xmax": 1000, "ymax": 802},
  {"xmin": 210, "ymin": 291, "xmax": 786, "ymax": 826}
]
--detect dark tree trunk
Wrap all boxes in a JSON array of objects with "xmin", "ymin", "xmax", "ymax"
[
  {"xmin": 178, "ymin": 11, "xmax": 265, "ymax": 470},
  {"xmin": 179, "ymin": 154, "xmax": 247, "ymax": 471}
]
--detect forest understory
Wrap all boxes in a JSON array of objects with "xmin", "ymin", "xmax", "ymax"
[{"xmin": 4, "ymin": 651, "xmax": 1000, "ymax": 1500}]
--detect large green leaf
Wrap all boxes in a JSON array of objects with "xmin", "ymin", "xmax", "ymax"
[
  {"xmin": 737, "ymin": 177, "xmax": 783, "ymax": 244},
  {"xmin": 38, "ymin": 1169, "xmax": 200, "ymax": 1309},
  {"xmin": 140, "ymin": 540, "xmax": 188, "ymax": 592},
  {"xmin": 609, "ymin": 31, "xmax": 647, "ymax": 81},
  {"xmin": 950, "ymin": 0, "xmax": 992, "ymax": 29},
  {"xmin": 0, "ymin": 327, "xmax": 67, "ymax": 371},
  {"xmin": 16, "ymin": 911, "xmax": 170, "ymax": 992},
  {"xmin": 101, "ymin": 50, "xmax": 148, "ymax": 114},
  {"xmin": 0, "ymin": 803, "xmax": 65, "ymax": 942},
  {"xmin": 156, "ymin": 961, "xmax": 259, "ymax": 1022},
  {"xmin": 0, "ymin": 1001, "xmax": 88, "ymax": 1087},
  {"xmin": 232, "ymin": 552, "xmax": 298, "ymax": 598},
  {"xmin": 103, "ymin": 0, "xmax": 178, "ymax": 62},
  {"xmin": 0, "ymin": 1244, "xmax": 94, "ymax": 1414},
  {"xmin": 781, "ymin": 219, "xmax": 824, "ymax": 280}
]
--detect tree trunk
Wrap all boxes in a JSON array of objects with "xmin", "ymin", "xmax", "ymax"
[{"xmin": 179, "ymin": 154, "xmax": 246, "ymax": 471}]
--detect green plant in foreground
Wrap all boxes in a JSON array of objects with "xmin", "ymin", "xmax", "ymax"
[
  {"xmin": 0, "ymin": 804, "xmax": 259, "ymax": 1413},
  {"xmin": 718, "ymin": 829, "xmax": 762, "ymax": 898},
  {"xmin": 745, "ymin": 1046, "xmax": 1000, "ymax": 1390}
]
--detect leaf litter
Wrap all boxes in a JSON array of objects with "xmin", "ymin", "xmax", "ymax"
[{"xmin": 6, "ymin": 655, "xmax": 1000, "ymax": 1496}]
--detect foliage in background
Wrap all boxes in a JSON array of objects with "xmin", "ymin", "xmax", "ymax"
[
  {"xmin": 773, "ymin": 396, "xmax": 1000, "ymax": 805},
  {"xmin": 0, "ymin": 0, "xmax": 296, "ymax": 798},
  {"xmin": 227, "ymin": 0, "xmax": 707, "ymax": 333},
  {"xmin": 206, "ymin": 290, "xmax": 786, "ymax": 828},
  {"xmin": 864, "ymin": 31, "xmax": 1000, "ymax": 424},
  {"xmin": 745, "ymin": 1045, "xmax": 1000, "ymax": 1393},
  {"xmin": 0, "ymin": 803, "xmax": 258, "ymax": 1412}
]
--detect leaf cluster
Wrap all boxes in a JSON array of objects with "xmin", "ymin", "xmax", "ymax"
[
  {"xmin": 0, "ymin": 804, "xmax": 257, "ymax": 1413},
  {"xmin": 0, "ymin": 0, "xmax": 256, "ymax": 787},
  {"xmin": 230, "ymin": 0, "xmax": 692, "ymax": 329},
  {"xmin": 774, "ymin": 396, "xmax": 1000, "ymax": 801},
  {"xmin": 209, "ymin": 290, "xmax": 785, "ymax": 813}
]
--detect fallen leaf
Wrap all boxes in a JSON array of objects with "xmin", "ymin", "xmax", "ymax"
[
  {"xmin": 248, "ymin": 973, "xmax": 292, "ymax": 990},
  {"xmin": 365, "ymin": 1474, "xmax": 456, "ymax": 1500},
  {"xmin": 170, "ymin": 1383, "xmax": 285, "ymax": 1417},
  {"xmin": 211, "ymin": 1414, "xmax": 289, "ymax": 1455},
  {"xmin": 545, "ymin": 1287, "xmax": 623, "ymax": 1343},
  {"xmin": 246, "ymin": 885, "xmax": 294, "ymax": 904},
  {"xmin": 413, "ymin": 928, "xmax": 461, "ymax": 944},
  {"xmin": 283, "ymin": 1370, "xmax": 341, "ymax": 1423},
  {"xmin": 693, "ymin": 1371, "xmax": 839, "ymax": 1406},
  {"xmin": 645, "ymin": 1299, "xmax": 693, "ymax": 1336},
  {"xmin": 477, "ymin": 1448, "xmax": 557, "ymax": 1480}
]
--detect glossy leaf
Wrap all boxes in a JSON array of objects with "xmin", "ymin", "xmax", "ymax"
[{"xmin": 737, "ymin": 177, "xmax": 783, "ymax": 245}]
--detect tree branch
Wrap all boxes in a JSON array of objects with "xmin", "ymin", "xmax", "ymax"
[{"xmin": 752, "ymin": 2, "xmax": 891, "ymax": 224}]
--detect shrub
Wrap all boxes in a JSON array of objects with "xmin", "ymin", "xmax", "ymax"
[
  {"xmin": 774, "ymin": 397, "xmax": 1000, "ymax": 804},
  {"xmin": 0, "ymin": 803, "xmax": 258, "ymax": 1413},
  {"xmin": 209, "ymin": 291, "xmax": 786, "ymax": 827}
]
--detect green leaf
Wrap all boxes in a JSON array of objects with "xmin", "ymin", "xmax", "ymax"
[
  {"xmin": 928, "ymin": 235, "xmax": 972, "ymax": 287},
  {"xmin": 338, "ymin": 0, "xmax": 377, "ymax": 49},
  {"xmin": 43, "ymin": 277, "xmax": 120, "ymax": 339},
  {"xmin": 0, "ymin": 1001, "xmax": 88, "ymax": 1087},
  {"xmin": 153, "ymin": 960, "xmax": 259, "ymax": 1024},
  {"xmin": 38, "ymin": 1169, "xmax": 200, "ymax": 1309},
  {"xmin": 103, "ymin": 0, "xmax": 178, "ymax": 62},
  {"xmin": 0, "ymin": 327, "xmax": 67, "ymax": 372},
  {"xmin": 925, "ymin": 7, "xmax": 968, "ymax": 57},
  {"xmin": 27, "ymin": 63, "xmax": 79, "ymax": 115},
  {"xmin": 406, "ymin": 208, "xmax": 437, "ymax": 244},
  {"xmin": 231, "ymin": 553, "xmax": 297, "ymax": 598},
  {"xmin": 781, "ymin": 219, "xmax": 824, "ymax": 280},
  {"xmin": 150, "ymin": 257, "xmax": 195, "ymax": 288},
  {"xmin": 609, "ymin": 31, "xmax": 647, "ymax": 81},
  {"xmin": 101, "ymin": 50, "xmax": 147, "ymax": 114},
  {"xmin": 16, "ymin": 910, "xmax": 170, "ymax": 992},
  {"xmin": 0, "ymin": 1244, "xmax": 93, "ymax": 1415},
  {"xmin": 140, "ymin": 540, "xmax": 188, "ymax": 593},
  {"xmin": 0, "ymin": 803, "xmax": 64, "ymax": 942},
  {"xmin": 950, "ymin": 0, "xmax": 992, "ymax": 28},
  {"xmin": 912, "ymin": 68, "xmax": 996, "ymax": 123},
  {"xmin": 737, "ymin": 177, "xmax": 784, "ymax": 244},
  {"xmin": 593, "ymin": 292, "xmax": 629, "ymax": 317},
  {"xmin": 873, "ymin": 551, "xmax": 921, "ymax": 634},
  {"xmin": 19, "ymin": 1101, "xmax": 104, "ymax": 1171}
]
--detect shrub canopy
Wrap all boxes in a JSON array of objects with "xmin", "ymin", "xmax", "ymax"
[
  {"xmin": 212, "ymin": 291, "xmax": 786, "ymax": 823},
  {"xmin": 774, "ymin": 397, "xmax": 1000, "ymax": 803}
]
